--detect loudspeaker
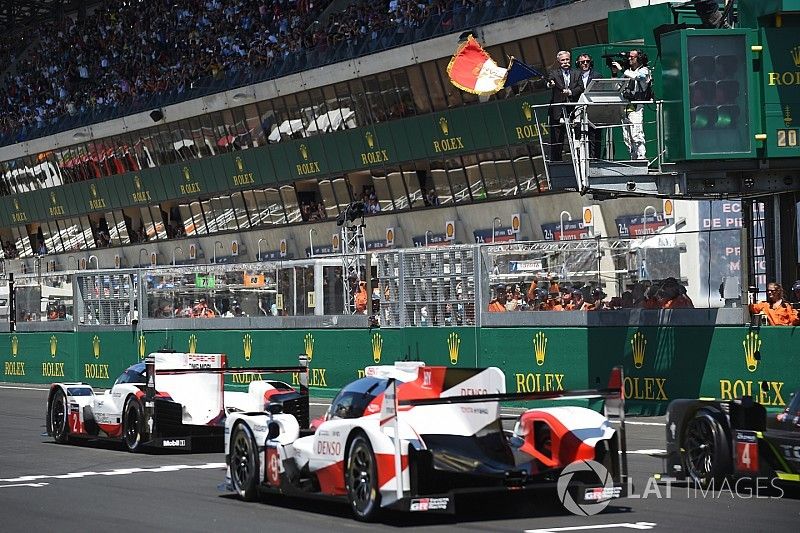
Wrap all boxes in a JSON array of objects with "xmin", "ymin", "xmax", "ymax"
[{"xmin": 149, "ymin": 109, "xmax": 164, "ymax": 122}]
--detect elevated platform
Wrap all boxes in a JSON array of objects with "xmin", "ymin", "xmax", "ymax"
[{"xmin": 548, "ymin": 160, "xmax": 661, "ymax": 196}]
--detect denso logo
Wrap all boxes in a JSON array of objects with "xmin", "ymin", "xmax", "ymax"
[
  {"xmin": 461, "ymin": 387, "xmax": 487, "ymax": 395},
  {"xmin": 780, "ymin": 444, "xmax": 800, "ymax": 460},
  {"xmin": 316, "ymin": 440, "xmax": 342, "ymax": 456}
]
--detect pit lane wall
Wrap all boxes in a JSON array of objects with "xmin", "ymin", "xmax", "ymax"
[{"xmin": 1, "ymin": 326, "xmax": 795, "ymax": 415}]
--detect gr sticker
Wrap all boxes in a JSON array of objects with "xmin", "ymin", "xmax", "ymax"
[{"xmin": 410, "ymin": 497, "xmax": 449, "ymax": 511}]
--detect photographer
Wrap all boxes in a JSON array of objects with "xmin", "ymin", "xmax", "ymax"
[
  {"xmin": 611, "ymin": 50, "xmax": 652, "ymax": 160},
  {"xmin": 546, "ymin": 50, "xmax": 583, "ymax": 162}
]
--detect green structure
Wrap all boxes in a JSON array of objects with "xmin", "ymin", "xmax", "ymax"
[{"xmin": 2, "ymin": 324, "xmax": 795, "ymax": 416}]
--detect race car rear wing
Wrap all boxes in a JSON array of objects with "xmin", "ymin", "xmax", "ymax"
[
  {"xmin": 141, "ymin": 353, "xmax": 310, "ymax": 441},
  {"xmin": 398, "ymin": 366, "xmax": 628, "ymax": 490}
]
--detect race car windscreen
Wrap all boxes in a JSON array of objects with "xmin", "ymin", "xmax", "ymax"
[
  {"xmin": 114, "ymin": 363, "xmax": 146, "ymax": 386},
  {"xmin": 327, "ymin": 377, "xmax": 391, "ymax": 420}
]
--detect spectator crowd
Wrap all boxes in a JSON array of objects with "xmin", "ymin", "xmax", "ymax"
[{"xmin": 0, "ymin": 0, "xmax": 520, "ymax": 140}]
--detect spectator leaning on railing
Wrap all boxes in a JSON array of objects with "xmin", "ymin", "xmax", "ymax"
[{"xmin": 749, "ymin": 282, "xmax": 800, "ymax": 326}]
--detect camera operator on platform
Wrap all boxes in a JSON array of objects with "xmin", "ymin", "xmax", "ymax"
[{"xmin": 611, "ymin": 50, "xmax": 652, "ymax": 160}]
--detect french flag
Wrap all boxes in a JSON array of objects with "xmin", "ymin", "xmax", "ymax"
[{"xmin": 447, "ymin": 36, "xmax": 542, "ymax": 96}]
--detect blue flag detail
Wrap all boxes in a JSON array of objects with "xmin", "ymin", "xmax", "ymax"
[{"xmin": 504, "ymin": 58, "xmax": 543, "ymax": 88}]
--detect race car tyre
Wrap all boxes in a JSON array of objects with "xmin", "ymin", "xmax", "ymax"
[
  {"xmin": 683, "ymin": 409, "xmax": 732, "ymax": 487},
  {"xmin": 49, "ymin": 389, "xmax": 70, "ymax": 444},
  {"xmin": 230, "ymin": 423, "xmax": 259, "ymax": 501},
  {"xmin": 123, "ymin": 398, "xmax": 144, "ymax": 453},
  {"xmin": 345, "ymin": 433, "xmax": 381, "ymax": 522}
]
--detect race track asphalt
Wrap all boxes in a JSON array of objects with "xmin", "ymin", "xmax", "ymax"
[{"xmin": 1, "ymin": 384, "xmax": 797, "ymax": 533}]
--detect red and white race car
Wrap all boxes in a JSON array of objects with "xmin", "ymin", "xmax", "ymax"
[
  {"xmin": 46, "ymin": 351, "xmax": 307, "ymax": 452},
  {"xmin": 223, "ymin": 362, "xmax": 628, "ymax": 520}
]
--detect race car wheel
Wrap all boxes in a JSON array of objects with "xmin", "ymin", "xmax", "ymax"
[
  {"xmin": 230, "ymin": 424, "xmax": 259, "ymax": 501},
  {"xmin": 49, "ymin": 389, "xmax": 70, "ymax": 444},
  {"xmin": 683, "ymin": 409, "xmax": 731, "ymax": 487},
  {"xmin": 123, "ymin": 398, "xmax": 144, "ymax": 453},
  {"xmin": 346, "ymin": 433, "xmax": 381, "ymax": 522}
]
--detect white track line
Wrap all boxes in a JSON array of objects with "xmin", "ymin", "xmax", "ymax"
[
  {"xmin": 0, "ymin": 463, "xmax": 225, "ymax": 484},
  {"xmin": 525, "ymin": 522, "xmax": 658, "ymax": 532},
  {"xmin": 0, "ymin": 483, "xmax": 49, "ymax": 488}
]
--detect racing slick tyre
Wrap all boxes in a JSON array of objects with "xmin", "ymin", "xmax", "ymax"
[
  {"xmin": 683, "ymin": 409, "xmax": 732, "ymax": 487},
  {"xmin": 229, "ymin": 423, "xmax": 259, "ymax": 501},
  {"xmin": 345, "ymin": 433, "xmax": 382, "ymax": 522},
  {"xmin": 49, "ymin": 389, "xmax": 70, "ymax": 444},
  {"xmin": 122, "ymin": 397, "xmax": 144, "ymax": 453}
]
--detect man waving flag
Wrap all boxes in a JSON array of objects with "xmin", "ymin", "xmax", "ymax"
[{"xmin": 446, "ymin": 35, "xmax": 542, "ymax": 96}]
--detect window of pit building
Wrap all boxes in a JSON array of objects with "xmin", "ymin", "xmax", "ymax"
[
  {"xmin": 210, "ymin": 195, "xmax": 238, "ymax": 232},
  {"xmin": 134, "ymin": 132, "xmax": 158, "ymax": 168},
  {"xmin": 246, "ymin": 188, "xmax": 286, "ymax": 226},
  {"xmin": 199, "ymin": 199, "xmax": 220, "ymax": 234},
  {"xmin": 400, "ymin": 166, "xmax": 429, "ymax": 210},
  {"xmin": 229, "ymin": 105, "xmax": 251, "ymax": 149},
  {"xmin": 537, "ymin": 33, "xmax": 559, "ymax": 70},
  {"xmin": 510, "ymin": 144, "xmax": 546, "ymax": 194},
  {"xmin": 295, "ymin": 265, "xmax": 315, "ymax": 316},
  {"xmin": 390, "ymin": 69, "xmax": 416, "ymax": 119},
  {"xmin": 11, "ymin": 226, "xmax": 32, "ymax": 257},
  {"xmin": 155, "ymin": 124, "xmax": 178, "ymax": 165},
  {"xmin": 323, "ymin": 266, "xmax": 345, "ymax": 315},
  {"xmin": 384, "ymin": 165, "xmax": 411, "ymax": 212},
  {"xmin": 477, "ymin": 150, "xmax": 517, "ymax": 199},
  {"xmin": 180, "ymin": 201, "xmax": 206, "ymax": 236},
  {"xmin": 318, "ymin": 177, "xmax": 342, "ymax": 220},
  {"xmin": 347, "ymin": 79, "xmax": 370, "ymax": 129},
  {"xmin": 463, "ymin": 154, "xmax": 488, "ymax": 201},
  {"xmin": 329, "ymin": 176, "xmax": 352, "ymax": 217},
  {"xmin": 422, "ymin": 61, "xmax": 448, "ymax": 113},
  {"xmin": 280, "ymin": 184, "xmax": 301, "ymax": 224},
  {"xmin": 444, "ymin": 157, "xmax": 474, "ymax": 204},
  {"xmin": 405, "ymin": 64, "xmax": 432, "ymax": 115},
  {"xmin": 243, "ymin": 102, "xmax": 265, "ymax": 148},
  {"xmin": 102, "ymin": 211, "xmax": 131, "ymax": 246},
  {"xmin": 231, "ymin": 192, "xmax": 252, "ymax": 230},
  {"xmin": 429, "ymin": 163, "xmax": 455, "ymax": 206},
  {"xmin": 555, "ymin": 28, "xmax": 579, "ymax": 53},
  {"xmin": 295, "ymin": 180, "xmax": 327, "ymax": 222},
  {"xmin": 138, "ymin": 205, "xmax": 166, "ymax": 241}
]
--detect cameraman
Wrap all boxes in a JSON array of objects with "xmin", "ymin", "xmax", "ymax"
[{"xmin": 611, "ymin": 50, "xmax": 652, "ymax": 160}]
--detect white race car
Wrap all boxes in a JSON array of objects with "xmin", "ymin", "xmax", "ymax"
[
  {"xmin": 223, "ymin": 362, "xmax": 628, "ymax": 520},
  {"xmin": 46, "ymin": 351, "xmax": 307, "ymax": 452}
]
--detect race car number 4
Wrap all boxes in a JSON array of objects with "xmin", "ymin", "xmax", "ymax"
[{"xmin": 735, "ymin": 431, "xmax": 759, "ymax": 473}]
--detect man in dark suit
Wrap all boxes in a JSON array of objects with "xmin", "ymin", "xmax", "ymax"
[
  {"xmin": 576, "ymin": 53, "xmax": 602, "ymax": 158},
  {"xmin": 546, "ymin": 50, "xmax": 583, "ymax": 162}
]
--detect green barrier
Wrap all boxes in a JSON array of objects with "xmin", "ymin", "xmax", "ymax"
[{"xmin": 2, "ymin": 325, "xmax": 797, "ymax": 416}]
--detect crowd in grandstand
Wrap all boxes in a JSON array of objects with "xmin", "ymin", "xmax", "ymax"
[
  {"xmin": 0, "ymin": 0, "xmax": 523, "ymax": 139},
  {"xmin": 488, "ymin": 276, "xmax": 696, "ymax": 312}
]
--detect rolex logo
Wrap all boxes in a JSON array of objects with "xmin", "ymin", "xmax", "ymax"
[
  {"xmin": 785, "ymin": 105, "xmax": 793, "ymax": 127},
  {"xmin": 236, "ymin": 156, "xmax": 244, "ymax": 172},
  {"xmin": 743, "ymin": 331, "xmax": 761, "ymax": 373},
  {"xmin": 533, "ymin": 331, "xmax": 547, "ymax": 366},
  {"xmin": 439, "ymin": 117, "xmax": 449, "ymax": 135},
  {"xmin": 304, "ymin": 333, "xmax": 314, "ymax": 362},
  {"xmin": 183, "ymin": 166, "xmax": 191, "ymax": 181},
  {"xmin": 243, "ymin": 333, "xmax": 252, "ymax": 362},
  {"xmin": 92, "ymin": 335, "xmax": 101, "ymax": 359},
  {"xmin": 11, "ymin": 335, "xmax": 18, "ymax": 357},
  {"xmin": 50, "ymin": 191, "xmax": 57, "ymax": 206},
  {"xmin": 365, "ymin": 131, "xmax": 374, "ymax": 149},
  {"xmin": 188, "ymin": 334, "xmax": 197, "ymax": 354},
  {"xmin": 50, "ymin": 335, "xmax": 58, "ymax": 358},
  {"xmin": 631, "ymin": 331, "xmax": 646, "ymax": 369},
  {"xmin": 134, "ymin": 175, "xmax": 142, "ymax": 191},
  {"xmin": 90, "ymin": 183, "xmax": 98, "ymax": 198},
  {"xmin": 138, "ymin": 334, "xmax": 146, "ymax": 360},
  {"xmin": 792, "ymin": 46, "xmax": 800, "ymax": 67},
  {"xmin": 447, "ymin": 332, "xmax": 460, "ymax": 365},
  {"xmin": 13, "ymin": 198, "xmax": 20, "ymax": 211},
  {"xmin": 299, "ymin": 144, "xmax": 309, "ymax": 160},
  {"xmin": 372, "ymin": 333, "xmax": 382, "ymax": 364},
  {"xmin": 522, "ymin": 102, "xmax": 532, "ymax": 122}
]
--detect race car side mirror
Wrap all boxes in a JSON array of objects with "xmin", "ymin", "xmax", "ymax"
[{"xmin": 267, "ymin": 421, "xmax": 280, "ymax": 440}]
